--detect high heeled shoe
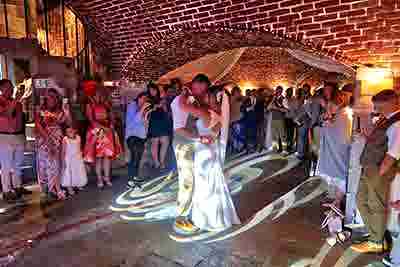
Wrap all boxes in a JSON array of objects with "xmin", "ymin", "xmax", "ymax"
[
  {"xmin": 97, "ymin": 178, "xmax": 104, "ymax": 189},
  {"xmin": 104, "ymin": 177, "xmax": 112, "ymax": 187}
]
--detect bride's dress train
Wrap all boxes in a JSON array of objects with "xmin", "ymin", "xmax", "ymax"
[{"xmin": 191, "ymin": 119, "xmax": 241, "ymax": 232}]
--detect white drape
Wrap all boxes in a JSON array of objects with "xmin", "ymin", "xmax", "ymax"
[
  {"xmin": 158, "ymin": 48, "xmax": 354, "ymax": 85},
  {"xmin": 220, "ymin": 91, "xmax": 230, "ymax": 162},
  {"xmin": 286, "ymin": 49, "xmax": 356, "ymax": 78},
  {"xmin": 158, "ymin": 48, "xmax": 246, "ymax": 85}
]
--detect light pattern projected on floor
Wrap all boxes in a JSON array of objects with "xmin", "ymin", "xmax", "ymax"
[
  {"xmin": 110, "ymin": 152, "xmax": 314, "ymax": 243},
  {"xmin": 288, "ymin": 243, "xmax": 385, "ymax": 267}
]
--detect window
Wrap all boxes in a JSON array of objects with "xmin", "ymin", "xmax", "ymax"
[
  {"xmin": 26, "ymin": 0, "xmax": 38, "ymax": 38},
  {"xmin": 0, "ymin": 3, "xmax": 6, "ymax": 37},
  {"xmin": 77, "ymin": 18, "xmax": 85, "ymax": 52},
  {"xmin": 1, "ymin": 0, "xmax": 90, "ymax": 61},
  {"xmin": 6, "ymin": 0, "xmax": 26, "ymax": 39},
  {"xmin": 47, "ymin": 0, "xmax": 64, "ymax": 56},
  {"xmin": 37, "ymin": 0, "xmax": 47, "ymax": 51},
  {"xmin": 64, "ymin": 7, "xmax": 77, "ymax": 57}
]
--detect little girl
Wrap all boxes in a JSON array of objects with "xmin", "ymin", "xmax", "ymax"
[{"xmin": 61, "ymin": 125, "xmax": 88, "ymax": 195}]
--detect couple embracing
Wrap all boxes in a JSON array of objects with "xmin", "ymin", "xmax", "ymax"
[{"xmin": 171, "ymin": 74, "xmax": 240, "ymax": 233}]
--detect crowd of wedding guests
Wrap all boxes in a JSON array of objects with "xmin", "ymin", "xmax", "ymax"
[
  {"xmin": 0, "ymin": 76, "xmax": 355, "ymax": 206},
  {"xmin": 0, "ymin": 78, "xmax": 123, "ymax": 202},
  {"xmin": 3, "ymin": 73, "xmax": 400, "ymax": 265},
  {"xmin": 123, "ymin": 77, "xmax": 362, "ymax": 245}
]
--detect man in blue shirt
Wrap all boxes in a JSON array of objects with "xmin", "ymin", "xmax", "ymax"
[{"xmin": 125, "ymin": 92, "xmax": 149, "ymax": 188}]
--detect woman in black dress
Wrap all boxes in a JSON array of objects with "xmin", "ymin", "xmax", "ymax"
[{"xmin": 147, "ymin": 83, "xmax": 171, "ymax": 169}]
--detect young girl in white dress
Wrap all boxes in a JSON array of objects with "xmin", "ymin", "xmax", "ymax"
[{"xmin": 61, "ymin": 126, "xmax": 88, "ymax": 195}]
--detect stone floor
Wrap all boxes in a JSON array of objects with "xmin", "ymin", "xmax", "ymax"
[{"xmin": 0, "ymin": 152, "xmax": 386, "ymax": 267}]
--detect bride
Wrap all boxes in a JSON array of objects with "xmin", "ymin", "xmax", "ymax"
[{"xmin": 191, "ymin": 89, "xmax": 241, "ymax": 232}]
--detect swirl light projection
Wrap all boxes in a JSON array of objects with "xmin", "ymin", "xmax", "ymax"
[
  {"xmin": 110, "ymin": 152, "xmax": 318, "ymax": 243},
  {"xmin": 170, "ymin": 176, "xmax": 326, "ymax": 243},
  {"xmin": 288, "ymin": 239, "xmax": 386, "ymax": 267}
]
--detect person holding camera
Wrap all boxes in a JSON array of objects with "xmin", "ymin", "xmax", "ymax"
[{"xmin": 0, "ymin": 79, "xmax": 32, "ymax": 202}]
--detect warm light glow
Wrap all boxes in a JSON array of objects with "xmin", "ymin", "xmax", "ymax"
[
  {"xmin": 239, "ymin": 81, "xmax": 255, "ymax": 91},
  {"xmin": 271, "ymin": 81, "xmax": 289, "ymax": 90},
  {"xmin": 237, "ymin": 80, "xmax": 291, "ymax": 92},
  {"xmin": 357, "ymin": 67, "xmax": 394, "ymax": 96},
  {"xmin": 344, "ymin": 107, "xmax": 354, "ymax": 139},
  {"xmin": 357, "ymin": 68, "xmax": 390, "ymax": 84},
  {"xmin": 345, "ymin": 107, "xmax": 353, "ymax": 121},
  {"xmin": 103, "ymin": 81, "xmax": 115, "ymax": 87}
]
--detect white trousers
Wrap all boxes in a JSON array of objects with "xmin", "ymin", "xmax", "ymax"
[
  {"xmin": 388, "ymin": 174, "xmax": 400, "ymax": 234},
  {"xmin": 391, "ymin": 236, "xmax": 400, "ymax": 264},
  {"xmin": 0, "ymin": 135, "xmax": 25, "ymax": 193},
  {"xmin": 388, "ymin": 175, "xmax": 400, "ymax": 264}
]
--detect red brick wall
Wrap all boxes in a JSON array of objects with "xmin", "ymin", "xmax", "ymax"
[{"xmin": 69, "ymin": 0, "xmax": 400, "ymax": 79}]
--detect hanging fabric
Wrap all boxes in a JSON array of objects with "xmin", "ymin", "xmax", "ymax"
[
  {"xmin": 158, "ymin": 48, "xmax": 247, "ymax": 85},
  {"xmin": 286, "ymin": 49, "xmax": 356, "ymax": 78}
]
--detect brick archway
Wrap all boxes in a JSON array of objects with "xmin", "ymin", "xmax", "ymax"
[
  {"xmin": 121, "ymin": 24, "xmax": 352, "ymax": 82},
  {"xmin": 68, "ymin": 0, "xmax": 400, "ymax": 76}
]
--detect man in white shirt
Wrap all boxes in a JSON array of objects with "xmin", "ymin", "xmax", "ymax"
[
  {"xmin": 171, "ymin": 74, "xmax": 214, "ymax": 232},
  {"xmin": 383, "ymin": 116, "xmax": 400, "ymax": 266}
]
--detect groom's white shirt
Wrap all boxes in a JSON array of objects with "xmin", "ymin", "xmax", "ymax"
[{"xmin": 171, "ymin": 95, "xmax": 189, "ymax": 130}]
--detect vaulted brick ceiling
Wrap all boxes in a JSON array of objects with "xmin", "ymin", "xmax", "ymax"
[{"xmin": 68, "ymin": 0, "xmax": 400, "ymax": 79}]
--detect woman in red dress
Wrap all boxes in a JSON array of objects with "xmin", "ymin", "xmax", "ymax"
[{"xmin": 84, "ymin": 90, "xmax": 122, "ymax": 188}]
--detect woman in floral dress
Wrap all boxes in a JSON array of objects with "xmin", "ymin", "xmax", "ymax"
[{"xmin": 36, "ymin": 88, "xmax": 71, "ymax": 200}]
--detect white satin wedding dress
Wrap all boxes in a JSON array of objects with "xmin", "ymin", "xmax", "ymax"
[{"xmin": 191, "ymin": 117, "xmax": 241, "ymax": 232}]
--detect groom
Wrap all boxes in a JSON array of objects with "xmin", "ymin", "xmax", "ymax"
[{"xmin": 171, "ymin": 74, "xmax": 214, "ymax": 231}]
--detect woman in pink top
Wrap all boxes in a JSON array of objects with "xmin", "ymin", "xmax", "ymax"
[{"xmin": 0, "ymin": 79, "xmax": 27, "ymax": 203}]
